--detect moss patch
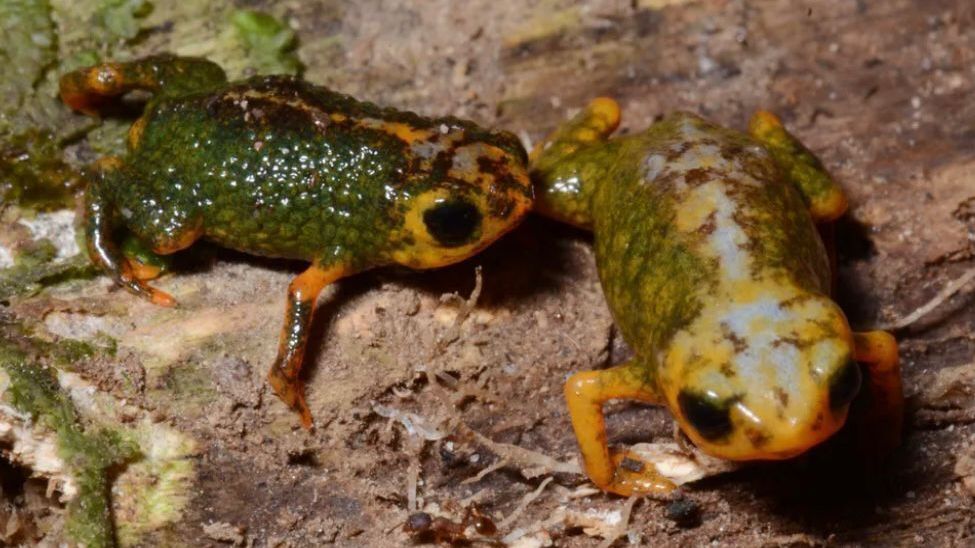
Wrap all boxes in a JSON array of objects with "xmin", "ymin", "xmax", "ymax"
[{"xmin": 0, "ymin": 342, "xmax": 139, "ymax": 547}]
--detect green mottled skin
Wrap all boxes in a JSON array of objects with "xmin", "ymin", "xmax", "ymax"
[
  {"xmin": 537, "ymin": 103, "xmax": 900, "ymax": 492},
  {"xmin": 86, "ymin": 62, "xmax": 526, "ymax": 272},
  {"xmin": 542, "ymin": 113, "xmax": 829, "ymax": 380}
]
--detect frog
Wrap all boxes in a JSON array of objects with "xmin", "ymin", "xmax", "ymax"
[
  {"xmin": 529, "ymin": 98, "xmax": 903, "ymax": 496},
  {"xmin": 59, "ymin": 55, "xmax": 533, "ymax": 428}
]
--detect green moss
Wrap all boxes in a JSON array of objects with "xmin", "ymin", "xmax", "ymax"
[
  {"xmin": 231, "ymin": 9, "xmax": 302, "ymax": 76},
  {"xmin": 0, "ymin": 240, "xmax": 96, "ymax": 301},
  {"xmin": 0, "ymin": 1, "xmax": 83, "ymax": 210},
  {"xmin": 93, "ymin": 0, "xmax": 153, "ymax": 42},
  {"xmin": 0, "ymin": 343, "xmax": 139, "ymax": 548},
  {"xmin": 0, "ymin": 0, "xmax": 157, "ymax": 206}
]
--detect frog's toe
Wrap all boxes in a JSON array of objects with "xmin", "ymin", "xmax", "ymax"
[
  {"xmin": 603, "ymin": 450, "xmax": 677, "ymax": 497},
  {"xmin": 115, "ymin": 263, "xmax": 177, "ymax": 307},
  {"xmin": 268, "ymin": 366, "xmax": 314, "ymax": 430}
]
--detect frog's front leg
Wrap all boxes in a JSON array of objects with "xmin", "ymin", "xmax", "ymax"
[
  {"xmin": 564, "ymin": 361, "xmax": 676, "ymax": 496},
  {"xmin": 85, "ymin": 158, "xmax": 176, "ymax": 307},
  {"xmin": 748, "ymin": 111, "xmax": 848, "ymax": 223},
  {"xmin": 60, "ymin": 54, "xmax": 227, "ymax": 115},
  {"xmin": 852, "ymin": 330, "xmax": 903, "ymax": 454},
  {"xmin": 267, "ymin": 263, "xmax": 347, "ymax": 429}
]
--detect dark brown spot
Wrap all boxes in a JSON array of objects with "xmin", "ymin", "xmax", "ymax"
[
  {"xmin": 697, "ymin": 211, "xmax": 718, "ymax": 236},
  {"xmin": 684, "ymin": 168, "xmax": 712, "ymax": 187},
  {"xmin": 779, "ymin": 293, "xmax": 814, "ymax": 309},
  {"xmin": 620, "ymin": 457, "xmax": 644, "ymax": 472},
  {"xmin": 722, "ymin": 325, "xmax": 748, "ymax": 353},
  {"xmin": 774, "ymin": 387, "xmax": 789, "ymax": 407},
  {"xmin": 811, "ymin": 412, "xmax": 824, "ymax": 431},
  {"xmin": 745, "ymin": 428, "xmax": 769, "ymax": 448},
  {"xmin": 719, "ymin": 143, "xmax": 744, "ymax": 161},
  {"xmin": 666, "ymin": 141, "xmax": 692, "ymax": 161}
]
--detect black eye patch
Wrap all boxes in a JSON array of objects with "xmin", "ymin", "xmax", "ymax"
[
  {"xmin": 678, "ymin": 391, "xmax": 734, "ymax": 441},
  {"xmin": 828, "ymin": 359, "xmax": 861, "ymax": 412},
  {"xmin": 422, "ymin": 198, "xmax": 482, "ymax": 247}
]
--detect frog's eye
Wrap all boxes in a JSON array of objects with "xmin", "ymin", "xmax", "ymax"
[
  {"xmin": 678, "ymin": 391, "xmax": 733, "ymax": 441},
  {"xmin": 422, "ymin": 198, "xmax": 482, "ymax": 248},
  {"xmin": 828, "ymin": 360, "xmax": 861, "ymax": 412}
]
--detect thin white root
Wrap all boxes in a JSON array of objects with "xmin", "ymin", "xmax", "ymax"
[
  {"xmin": 406, "ymin": 457, "xmax": 420, "ymax": 513},
  {"xmin": 439, "ymin": 266, "xmax": 483, "ymax": 346},
  {"xmin": 596, "ymin": 496, "xmax": 639, "ymax": 548},
  {"xmin": 881, "ymin": 266, "xmax": 975, "ymax": 330},
  {"xmin": 499, "ymin": 476, "xmax": 554, "ymax": 530},
  {"xmin": 460, "ymin": 424, "xmax": 580, "ymax": 478},
  {"xmin": 373, "ymin": 404, "xmax": 446, "ymax": 441},
  {"xmin": 462, "ymin": 457, "xmax": 509, "ymax": 485}
]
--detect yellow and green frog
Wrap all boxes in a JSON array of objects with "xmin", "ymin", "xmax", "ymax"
[{"xmin": 61, "ymin": 56, "xmax": 901, "ymax": 496}]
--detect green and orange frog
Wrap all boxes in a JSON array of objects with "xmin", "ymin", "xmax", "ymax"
[
  {"xmin": 530, "ymin": 99, "xmax": 903, "ymax": 495},
  {"xmin": 60, "ymin": 55, "xmax": 532, "ymax": 427}
]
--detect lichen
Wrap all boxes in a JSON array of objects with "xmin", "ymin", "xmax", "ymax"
[
  {"xmin": 0, "ymin": 342, "xmax": 139, "ymax": 548},
  {"xmin": 0, "ymin": 240, "xmax": 95, "ymax": 302}
]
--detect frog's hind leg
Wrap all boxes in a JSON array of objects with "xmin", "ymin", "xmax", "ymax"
[
  {"xmin": 529, "ymin": 98, "xmax": 621, "ymax": 229},
  {"xmin": 267, "ymin": 263, "xmax": 347, "ymax": 429},
  {"xmin": 851, "ymin": 330, "xmax": 903, "ymax": 455},
  {"xmin": 85, "ymin": 158, "xmax": 176, "ymax": 307},
  {"xmin": 59, "ymin": 54, "xmax": 227, "ymax": 116},
  {"xmin": 748, "ymin": 111, "xmax": 848, "ymax": 223},
  {"xmin": 564, "ymin": 360, "xmax": 676, "ymax": 496}
]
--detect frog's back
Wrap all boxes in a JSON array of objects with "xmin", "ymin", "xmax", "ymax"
[
  {"xmin": 591, "ymin": 112, "xmax": 831, "ymax": 367},
  {"xmin": 117, "ymin": 76, "xmax": 489, "ymax": 265}
]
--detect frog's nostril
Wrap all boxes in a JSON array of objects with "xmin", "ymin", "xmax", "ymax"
[
  {"xmin": 678, "ymin": 390, "xmax": 733, "ymax": 441},
  {"xmin": 828, "ymin": 359, "xmax": 861, "ymax": 412},
  {"xmin": 422, "ymin": 198, "xmax": 482, "ymax": 247}
]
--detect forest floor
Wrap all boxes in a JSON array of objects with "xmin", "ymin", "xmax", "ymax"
[{"xmin": 1, "ymin": 0, "xmax": 974, "ymax": 546}]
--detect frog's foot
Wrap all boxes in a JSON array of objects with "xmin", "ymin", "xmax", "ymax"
[
  {"xmin": 268, "ymin": 263, "xmax": 347, "ymax": 430},
  {"xmin": 564, "ymin": 361, "xmax": 670, "ymax": 495},
  {"xmin": 116, "ymin": 263, "xmax": 177, "ymax": 307},
  {"xmin": 601, "ymin": 450, "xmax": 677, "ymax": 496},
  {"xmin": 268, "ymin": 366, "xmax": 313, "ymax": 429},
  {"xmin": 748, "ymin": 111, "xmax": 848, "ymax": 223},
  {"xmin": 121, "ymin": 235, "xmax": 172, "ymax": 282},
  {"xmin": 60, "ymin": 55, "xmax": 227, "ymax": 116},
  {"xmin": 852, "ymin": 330, "xmax": 903, "ymax": 456}
]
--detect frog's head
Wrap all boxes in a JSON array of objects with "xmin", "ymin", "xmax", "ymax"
[
  {"xmin": 389, "ymin": 126, "xmax": 533, "ymax": 269},
  {"xmin": 660, "ymin": 290, "xmax": 859, "ymax": 461}
]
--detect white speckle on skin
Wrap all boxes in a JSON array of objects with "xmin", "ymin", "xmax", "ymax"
[{"xmin": 644, "ymin": 154, "xmax": 666, "ymax": 181}]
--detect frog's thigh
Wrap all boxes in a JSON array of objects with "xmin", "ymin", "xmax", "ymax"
[
  {"xmin": 267, "ymin": 263, "xmax": 347, "ymax": 429},
  {"xmin": 853, "ymin": 330, "xmax": 903, "ymax": 452},
  {"xmin": 530, "ymin": 97, "xmax": 621, "ymax": 165},
  {"xmin": 748, "ymin": 111, "xmax": 848, "ymax": 222},
  {"xmin": 565, "ymin": 361, "xmax": 676, "ymax": 496}
]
